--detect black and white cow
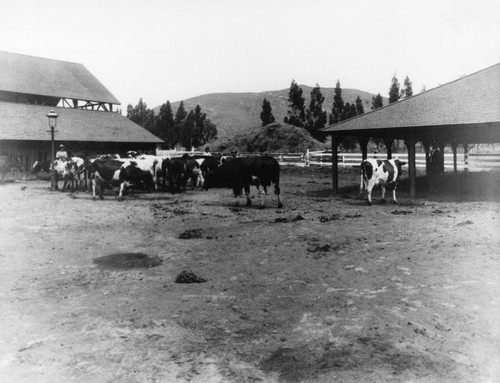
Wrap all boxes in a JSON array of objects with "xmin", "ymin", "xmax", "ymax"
[
  {"xmin": 359, "ymin": 158, "xmax": 406, "ymax": 205},
  {"xmin": 52, "ymin": 157, "xmax": 76, "ymax": 192},
  {"xmin": 203, "ymin": 155, "xmax": 282, "ymax": 208},
  {"xmin": 86, "ymin": 159, "xmax": 156, "ymax": 200}
]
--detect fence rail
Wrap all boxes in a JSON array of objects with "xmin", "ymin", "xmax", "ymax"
[{"xmin": 156, "ymin": 149, "xmax": 500, "ymax": 172}]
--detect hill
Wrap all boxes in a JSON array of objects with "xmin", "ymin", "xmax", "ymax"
[{"xmin": 154, "ymin": 86, "xmax": 387, "ymax": 140}]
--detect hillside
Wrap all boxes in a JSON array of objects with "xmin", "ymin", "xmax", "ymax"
[{"xmin": 154, "ymin": 86, "xmax": 387, "ymax": 140}]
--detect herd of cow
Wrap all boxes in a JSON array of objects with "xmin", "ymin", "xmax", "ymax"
[
  {"xmin": 28, "ymin": 151, "xmax": 406, "ymax": 207},
  {"xmin": 31, "ymin": 152, "xmax": 284, "ymax": 208}
]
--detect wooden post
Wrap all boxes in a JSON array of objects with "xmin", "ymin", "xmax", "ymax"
[
  {"xmin": 422, "ymin": 140, "xmax": 431, "ymax": 174},
  {"xmin": 358, "ymin": 136, "xmax": 370, "ymax": 161},
  {"xmin": 404, "ymin": 136, "xmax": 417, "ymax": 197},
  {"xmin": 451, "ymin": 142, "xmax": 458, "ymax": 173},
  {"xmin": 383, "ymin": 138, "xmax": 394, "ymax": 159},
  {"xmin": 463, "ymin": 143, "xmax": 469, "ymax": 173},
  {"xmin": 331, "ymin": 135, "xmax": 339, "ymax": 193}
]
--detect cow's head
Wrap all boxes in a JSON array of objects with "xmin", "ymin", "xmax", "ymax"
[
  {"xmin": 394, "ymin": 159, "xmax": 406, "ymax": 178},
  {"xmin": 394, "ymin": 159, "xmax": 406, "ymax": 173}
]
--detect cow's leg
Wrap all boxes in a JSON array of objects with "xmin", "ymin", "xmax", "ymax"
[
  {"xmin": 359, "ymin": 174, "xmax": 366, "ymax": 199},
  {"xmin": 275, "ymin": 184, "xmax": 283, "ymax": 208},
  {"xmin": 366, "ymin": 181, "xmax": 374, "ymax": 205},
  {"xmin": 118, "ymin": 182, "xmax": 126, "ymax": 201},
  {"xmin": 91, "ymin": 176, "xmax": 98, "ymax": 200},
  {"xmin": 392, "ymin": 184, "xmax": 398, "ymax": 204},
  {"xmin": 381, "ymin": 185, "xmax": 387, "ymax": 203},
  {"xmin": 61, "ymin": 178, "xmax": 67, "ymax": 192},
  {"xmin": 244, "ymin": 185, "xmax": 252, "ymax": 207},
  {"xmin": 259, "ymin": 186, "xmax": 267, "ymax": 208}
]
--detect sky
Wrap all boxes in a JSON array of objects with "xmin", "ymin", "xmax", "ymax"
[{"xmin": 1, "ymin": 0, "xmax": 499, "ymax": 112}]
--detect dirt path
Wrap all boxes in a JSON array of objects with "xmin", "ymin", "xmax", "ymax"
[{"xmin": 0, "ymin": 167, "xmax": 499, "ymax": 382}]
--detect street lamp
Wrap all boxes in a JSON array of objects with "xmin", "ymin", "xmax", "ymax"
[{"xmin": 46, "ymin": 109, "xmax": 59, "ymax": 191}]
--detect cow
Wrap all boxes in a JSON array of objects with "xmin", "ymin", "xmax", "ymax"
[
  {"xmin": 137, "ymin": 154, "xmax": 164, "ymax": 189},
  {"xmin": 86, "ymin": 159, "xmax": 156, "ymax": 200},
  {"xmin": 71, "ymin": 156, "xmax": 86, "ymax": 190},
  {"xmin": 359, "ymin": 158, "xmax": 406, "ymax": 205},
  {"xmin": 0, "ymin": 155, "xmax": 23, "ymax": 182},
  {"xmin": 184, "ymin": 156, "xmax": 204, "ymax": 189},
  {"xmin": 203, "ymin": 155, "xmax": 282, "ymax": 208},
  {"xmin": 52, "ymin": 157, "xmax": 76, "ymax": 192},
  {"xmin": 162, "ymin": 157, "xmax": 187, "ymax": 193},
  {"xmin": 197, "ymin": 156, "xmax": 222, "ymax": 177}
]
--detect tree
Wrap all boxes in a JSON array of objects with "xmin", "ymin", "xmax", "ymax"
[
  {"xmin": 260, "ymin": 98, "xmax": 275, "ymax": 126},
  {"xmin": 155, "ymin": 101, "xmax": 175, "ymax": 148},
  {"xmin": 192, "ymin": 105, "xmax": 217, "ymax": 148},
  {"xmin": 388, "ymin": 75, "xmax": 401, "ymax": 103},
  {"xmin": 329, "ymin": 80, "xmax": 344, "ymax": 125},
  {"xmin": 304, "ymin": 84, "xmax": 327, "ymax": 141},
  {"xmin": 400, "ymin": 76, "xmax": 413, "ymax": 98},
  {"xmin": 173, "ymin": 101, "xmax": 188, "ymax": 147},
  {"xmin": 355, "ymin": 95, "xmax": 365, "ymax": 115},
  {"xmin": 126, "ymin": 98, "xmax": 155, "ymax": 132},
  {"xmin": 179, "ymin": 110, "xmax": 195, "ymax": 149},
  {"xmin": 371, "ymin": 93, "xmax": 384, "ymax": 110},
  {"xmin": 284, "ymin": 80, "xmax": 305, "ymax": 127}
]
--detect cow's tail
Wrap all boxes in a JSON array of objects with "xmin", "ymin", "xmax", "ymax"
[{"xmin": 359, "ymin": 161, "xmax": 366, "ymax": 196}]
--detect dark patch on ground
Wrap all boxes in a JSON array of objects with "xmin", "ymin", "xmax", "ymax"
[
  {"xmin": 319, "ymin": 214, "xmax": 343, "ymax": 222},
  {"xmin": 260, "ymin": 336, "xmax": 455, "ymax": 382},
  {"xmin": 391, "ymin": 210, "xmax": 413, "ymax": 215},
  {"xmin": 93, "ymin": 253, "xmax": 163, "ymax": 269},
  {"xmin": 179, "ymin": 229, "xmax": 203, "ymax": 239},
  {"xmin": 273, "ymin": 215, "xmax": 305, "ymax": 223},
  {"xmin": 175, "ymin": 270, "xmax": 207, "ymax": 283}
]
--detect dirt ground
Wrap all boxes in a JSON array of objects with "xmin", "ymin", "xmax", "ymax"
[{"xmin": 0, "ymin": 166, "xmax": 499, "ymax": 383}]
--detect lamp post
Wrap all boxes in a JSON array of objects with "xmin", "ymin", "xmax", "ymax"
[{"xmin": 46, "ymin": 110, "xmax": 59, "ymax": 191}]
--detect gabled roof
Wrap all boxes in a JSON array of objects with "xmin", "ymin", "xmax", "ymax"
[
  {"xmin": 0, "ymin": 51, "xmax": 120, "ymax": 105},
  {"xmin": 322, "ymin": 62, "xmax": 500, "ymax": 137},
  {"xmin": 0, "ymin": 103, "xmax": 162, "ymax": 143}
]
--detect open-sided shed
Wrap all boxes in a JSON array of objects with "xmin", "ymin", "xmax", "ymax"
[{"xmin": 321, "ymin": 62, "xmax": 500, "ymax": 196}]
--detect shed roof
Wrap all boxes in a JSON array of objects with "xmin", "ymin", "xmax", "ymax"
[
  {"xmin": 0, "ymin": 51, "xmax": 120, "ymax": 105},
  {"xmin": 0, "ymin": 103, "xmax": 162, "ymax": 143},
  {"xmin": 322, "ymin": 62, "xmax": 500, "ymax": 142}
]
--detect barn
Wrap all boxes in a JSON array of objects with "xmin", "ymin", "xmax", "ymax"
[
  {"xmin": 322, "ymin": 62, "xmax": 500, "ymax": 196},
  {"xmin": 0, "ymin": 51, "xmax": 163, "ymax": 170}
]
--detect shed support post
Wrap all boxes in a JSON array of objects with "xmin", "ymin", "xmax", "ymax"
[
  {"xmin": 404, "ymin": 136, "xmax": 417, "ymax": 197},
  {"xmin": 451, "ymin": 142, "xmax": 458, "ymax": 173},
  {"xmin": 422, "ymin": 140, "xmax": 431, "ymax": 174},
  {"xmin": 383, "ymin": 138, "xmax": 394, "ymax": 159},
  {"xmin": 463, "ymin": 143, "xmax": 469, "ymax": 173},
  {"xmin": 331, "ymin": 135, "xmax": 339, "ymax": 193},
  {"xmin": 358, "ymin": 136, "xmax": 370, "ymax": 161}
]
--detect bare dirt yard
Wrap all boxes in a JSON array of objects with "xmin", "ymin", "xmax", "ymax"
[{"xmin": 0, "ymin": 166, "xmax": 499, "ymax": 383}]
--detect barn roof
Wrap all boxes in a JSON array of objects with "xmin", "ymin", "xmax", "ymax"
[
  {"xmin": 0, "ymin": 103, "xmax": 162, "ymax": 143},
  {"xmin": 0, "ymin": 51, "xmax": 120, "ymax": 105},
  {"xmin": 322, "ymin": 62, "xmax": 500, "ymax": 143}
]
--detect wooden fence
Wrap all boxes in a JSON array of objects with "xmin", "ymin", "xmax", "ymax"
[{"xmin": 156, "ymin": 149, "xmax": 500, "ymax": 172}]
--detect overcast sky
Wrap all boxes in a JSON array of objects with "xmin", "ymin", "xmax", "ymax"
[{"xmin": 2, "ymin": 0, "xmax": 499, "ymax": 111}]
